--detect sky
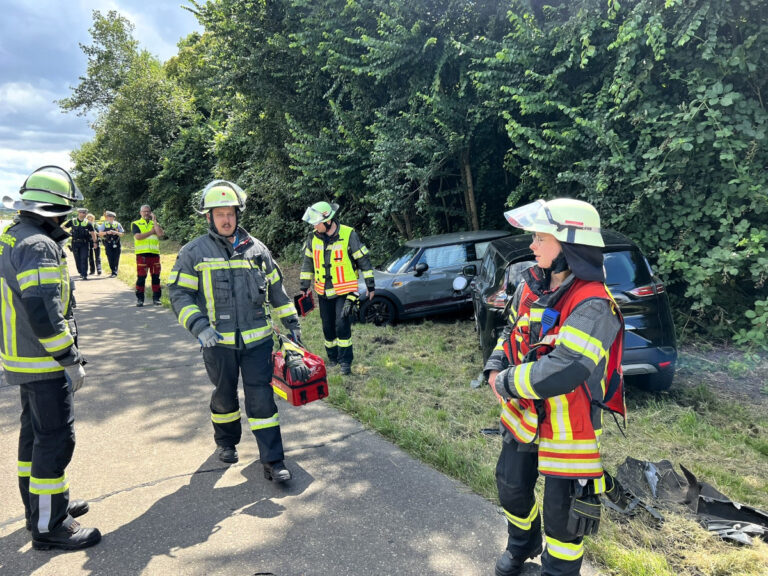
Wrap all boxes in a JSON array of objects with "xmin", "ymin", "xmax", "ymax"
[{"xmin": 0, "ymin": 0, "xmax": 202, "ymax": 201}]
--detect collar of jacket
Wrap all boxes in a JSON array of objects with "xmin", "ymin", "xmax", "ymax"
[
  {"xmin": 18, "ymin": 212, "xmax": 70, "ymax": 243},
  {"xmin": 523, "ymin": 265, "xmax": 577, "ymax": 308},
  {"xmin": 207, "ymin": 225, "xmax": 253, "ymax": 254}
]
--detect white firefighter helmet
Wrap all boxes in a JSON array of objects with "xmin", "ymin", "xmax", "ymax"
[{"xmin": 504, "ymin": 198, "xmax": 604, "ymax": 247}]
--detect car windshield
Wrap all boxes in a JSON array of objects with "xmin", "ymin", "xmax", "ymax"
[{"xmin": 381, "ymin": 245, "xmax": 419, "ymax": 273}]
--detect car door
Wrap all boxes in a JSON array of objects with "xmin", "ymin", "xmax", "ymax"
[{"xmin": 401, "ymin": 243, "xmax": 470, "ymax": 313}]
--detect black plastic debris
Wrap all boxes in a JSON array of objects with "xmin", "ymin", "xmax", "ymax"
[{"xmin": 612, "ymin": 457, "xmax": 768, "ymax": 545}]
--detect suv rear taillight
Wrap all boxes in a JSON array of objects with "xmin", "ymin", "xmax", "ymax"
[
  {"xmin": 629, "ymin": 282, "xmax": 665, "ymax": 297},
  {"xmin": 484, "ymin": 289, "xmax": 509, "ymax": 309}
]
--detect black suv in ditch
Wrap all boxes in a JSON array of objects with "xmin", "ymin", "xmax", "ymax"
[{"xmin": 465, "ymin": 230, "xmax": 677, "ymax": 391}]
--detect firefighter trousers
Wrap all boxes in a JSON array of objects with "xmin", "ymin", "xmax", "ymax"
[
  {"xmin": 17, "ymin": 376, "xmax": 76, "ymax": 536},
  {"xmin": 202, "ymin": 338, "xmax": 284, "ymax": 464},
  {"xmin": 319, "ymin": 295, "xmax": 353, "ymax": 366},
  {"xmin": 496, "ymin": 440, "xmax": 585, "ymax": 576}
]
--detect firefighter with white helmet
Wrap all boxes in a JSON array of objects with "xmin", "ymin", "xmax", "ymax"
[
  {"xmin": 168, "ymin": 180, "xmax": 306, "ymax": 482},
  {"xmin": 299, "ymin": 201, "xmax": 375, "ymax": 375},
  {"xmin": 484, "ymin": 198, "xmax": 625, "ymax": 576},
  {"xmin": 1, "ymin": 166, "xmax": 101, "ymax": 550}
]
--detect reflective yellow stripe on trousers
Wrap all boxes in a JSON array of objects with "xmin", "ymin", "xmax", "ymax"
[{"xmin": 249, "ymin": 413, "xmax": 279, "ymax": 430}]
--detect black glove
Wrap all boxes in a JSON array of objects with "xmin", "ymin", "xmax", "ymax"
[
  {"xmin": 285, "ymin": 350, "xmax": 310, "ymax": 383},
  {"xmin": 567, "ymin": 481, "xmax": 601, "ymax": 536},
  {"xmin": 602, "ymin": 471, "xmax": 631, "ymax": 512},
  {"xmin": 342, "ymin": 293, "xmax": 359, "ymax": 319}
]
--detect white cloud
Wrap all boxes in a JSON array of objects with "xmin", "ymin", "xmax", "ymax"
[
  {"xmin": 0, "ymin": 148, "xmax": 74, "ymax": 200},
  {"xmin": 0, "ymin": 82, "xmax": 50, "ymax": 113}
]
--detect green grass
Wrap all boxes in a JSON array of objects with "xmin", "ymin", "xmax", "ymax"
[{"xmin": 115, "ymin": 246, "xmax": 768, "ymax": 575}]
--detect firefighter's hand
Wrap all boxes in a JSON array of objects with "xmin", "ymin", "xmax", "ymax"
[
  {"xmin": 64, "ymin": 363, "xmax": 86, "ymax": 392},
  {"xmin": 198, "ymin": 327, "xmax": 223, "ymax": 348},
  {"xmin": 285, "ymin": 351, "xmax": 310, "ymax": 383},
  {"xmin": 488, "ymin": 370, "xmax": 499, "ymax": 389},
  {"xmin": 494, "ymin": 368, "xmax": 516, "ymax": 400},
  {"xmin": 342, "ymin": 294, "xmax": 359, "ymax": 318},
  {"xmin": 288, "ymin": 329, "xmax": 303, "ymax": 347},
  {"xmin": 567, "ymin": 481, "xmax": 601, "ymax": 536},
  {"xmin": 368, "ymin": 290, "xmax": 375, "ymax": 300}
]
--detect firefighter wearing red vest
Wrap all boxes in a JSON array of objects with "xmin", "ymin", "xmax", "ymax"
[
  {"xmin": 299, "ymin": 201, "xmax": 375, "ymax": 375},
  {"xmin": 484, "ymin": 198, "xmax": 625, "ymax": 576}
]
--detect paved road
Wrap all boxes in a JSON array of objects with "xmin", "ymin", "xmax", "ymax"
[{"xmin": 0, "ymin": 260, "xmax": 601, "ymax": 575}]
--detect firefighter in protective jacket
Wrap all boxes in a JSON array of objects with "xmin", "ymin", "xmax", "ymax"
[
  {"xmin": 299, "ymin": 201, "xmax": 375, "ymax": 375},
  {"xmin": 484, "ymin": 199, "xmax": 624, "ymax": 576},
  {"xmin": 1, "ymin": 166, "xmax": 101, "ymax": 551},
  {"xmin": 168, "ymin": 180, "xmax": 303, "ymax": 482}
]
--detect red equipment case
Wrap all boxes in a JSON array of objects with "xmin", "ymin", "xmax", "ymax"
[{"xmin": 272, "ymin": 347, "xmax": 328, "ymax": 406}]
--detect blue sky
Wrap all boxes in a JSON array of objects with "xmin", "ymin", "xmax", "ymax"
[{"xmin": 0, "ymin": 0, "xmax": 201, "ymax": 199}]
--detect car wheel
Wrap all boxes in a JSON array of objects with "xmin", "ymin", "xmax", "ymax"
[
  {"xmin": 629, "ymin": 368, "xmax": 675, "ymax": 392},
  {"xmin": 362, "ymin": 297, "xmax": 396, "ymax": 326}
]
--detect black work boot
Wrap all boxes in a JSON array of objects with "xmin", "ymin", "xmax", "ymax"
[
  {"xmin": 263, "ymin": 460, "xmax": 292, "ymax": 482},
  {"xmin": 495, "ymin": 545, "xmax": 543, "ymax": 576},
  {"xmin": 340, "ymin": 363, "xmax": 351, "ymax": 375},
  {"xmin": 217, "ymin": 446, "xmax": 238, "ymax": 464},
  {"xmin": 26, "ymin": 500, "xmax": 90, "ymax": 531},
  {"xmin": 32, "ymin": 520, "xmax": 101, "ymax": 551},
  {"xmin": 136, "ymin": 298, "xmax": 144, "ymax": 307}
]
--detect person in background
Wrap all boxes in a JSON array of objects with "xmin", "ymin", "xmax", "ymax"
[
  {"xmin": 484, "ymin": 198, "xmax": 624, "ymax": 576},
  {"xmin": 1, "ymin": 166, "xmax": 101, "ymax": 551},
  {"xmin": 63, "ymin": 207, "xmax": 96, "ymax": 280},
  {"xmin": 99, "ymin": 211, "xmax": 124, "ymax": 277},
  {"xmin": 299, "ymin": 201, "xmax": 375, "ymax": 375},
  {"xmin": 85, "ymin": 213, "xmax": 102, "ymax": 276},
  {"xmin": 131, "ymin": 204, "xmax": 164, "ymax": 306}
]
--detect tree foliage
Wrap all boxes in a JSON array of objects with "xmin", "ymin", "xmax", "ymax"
[
  {"xmin": 59, "ymin": 10, "xmax": 139, "ymax": 115},
  {"xmin": 474, "ymin": 0, "xmax": 768, "ymax": 342},
  {"xmin": 64, "ymin": 0, "xmax": 768, "ymax": 343}
]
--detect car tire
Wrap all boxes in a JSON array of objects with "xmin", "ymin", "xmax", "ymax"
[
  {"xmin": 629, "ymin": 369, "xmax": 675, "ymax": 392},
  {"xmin": 361, "ymin": 297, "xmax": 396, "ymax": 326}
]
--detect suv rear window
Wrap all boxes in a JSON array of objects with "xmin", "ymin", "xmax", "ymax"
[{"xmin": 604, "ymin": 250, "xmax": 652, "ymax": 287}]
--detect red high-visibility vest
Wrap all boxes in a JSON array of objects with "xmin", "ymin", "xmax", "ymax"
[{"xmin": 500, "ymin": 278, "xmax": 625, "ymax": 479}]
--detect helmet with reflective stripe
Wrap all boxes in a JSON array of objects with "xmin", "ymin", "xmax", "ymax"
[
  {"xmin": 302, "ymin": 201, "xmax": 338, "ymax": 225},
  {"xmin": 2, "ymin": 166, "xmax": 83, "ymax": 217},
  {"xmin": 197, "ymin": 180, "xmax": 246, "ymax": 214},
  {"xmin": 504, "ymin": 198, "xmax": 604, "ymax": 247}
]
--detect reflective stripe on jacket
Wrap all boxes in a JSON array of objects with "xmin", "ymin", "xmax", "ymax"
[
  {"xmin": 168, "ymin": 227, "xmax": 300, "ymax": 349},
  {"xmin": 132, "ymin": 219, "xmax": 159, "ymax": 254},
  {"xmin": 0, "ymin": 218, "xmax": 75, "ymax": 384}
]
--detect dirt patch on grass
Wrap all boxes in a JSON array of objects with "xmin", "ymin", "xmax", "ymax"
[{"xmin": 676, "ymin": 342, "xmax": 768, "ymax": 406}]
